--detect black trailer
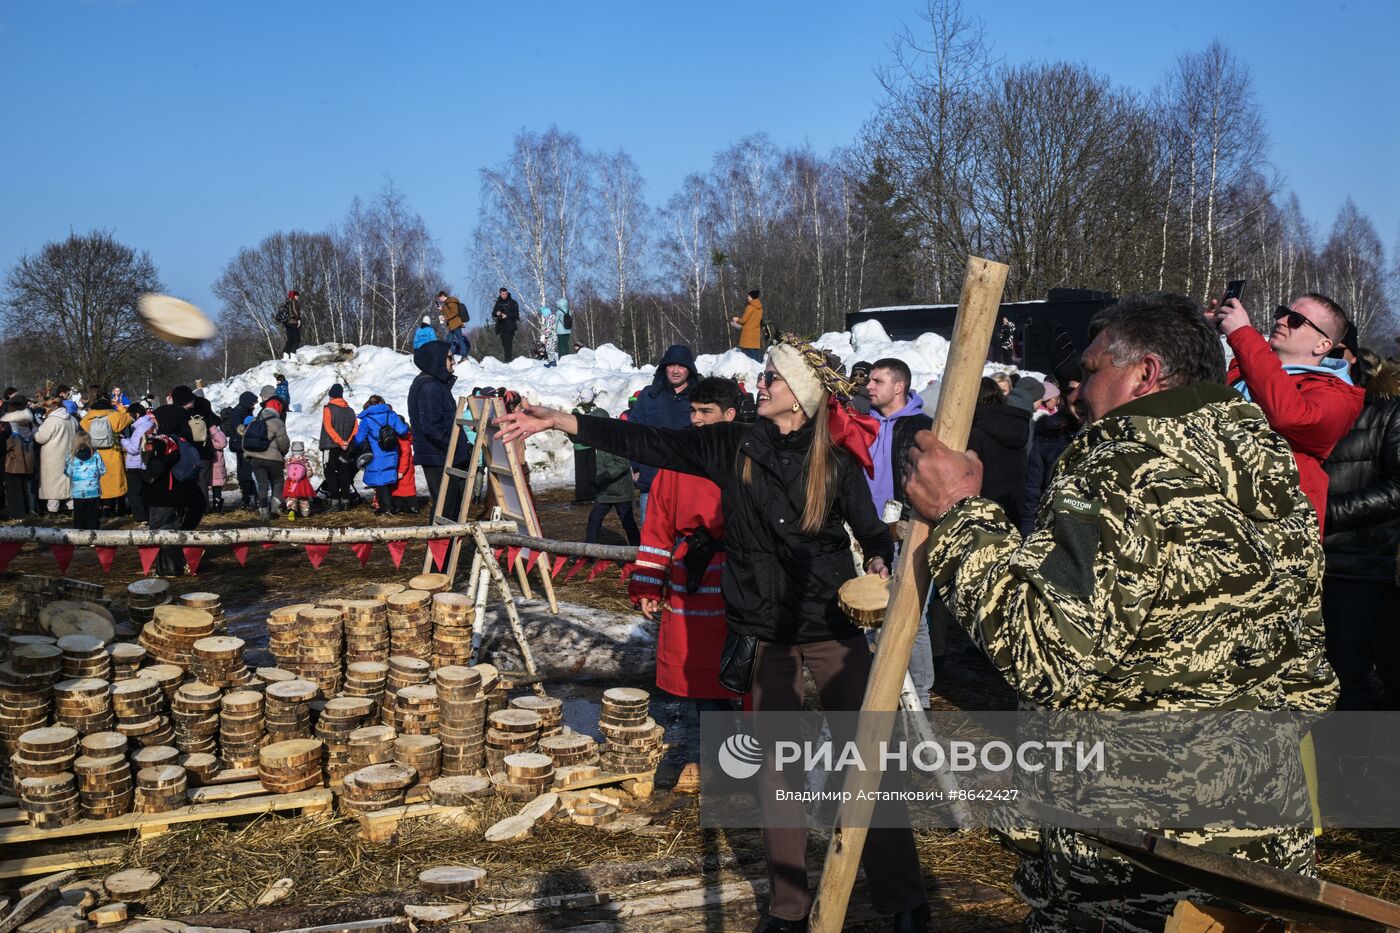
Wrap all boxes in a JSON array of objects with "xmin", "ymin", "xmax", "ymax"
[{"xmin": 844, "ymin": 288, "xmax": 1117, "ymax": 377}]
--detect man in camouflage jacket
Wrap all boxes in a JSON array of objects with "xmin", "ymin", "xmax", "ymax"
[{"xmin": 906, "ymin": 293, "xmax": 1338, "ymax": 932}]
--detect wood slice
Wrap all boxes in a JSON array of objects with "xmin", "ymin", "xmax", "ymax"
[
  {"xmin": 55, "ymin": 634, "xmax": 106, "ymax": 656},
  {"xmin": 570, "ymin": 802, "xmax": 618, "ymax": 826},
  {"xmin": 351, "ymin": 762, "xmax": 416, "ymax": 791},
  {"xmin": 504, "ymin": 753, "xmax": 554, "ymax": 779},
  {"xmin": 19, "ymin": 726, "xmax": 80, "ymax": 753},
  {"xmin": 87, "ymin": 903, "xmax": 127, "ymax": 927},
  {"xmin": 137, "ymin": 293, "xmax": 216, "ymax": 346},
  {"xmin": 135, "ymin": 765, "xmax": 185, "ymax": 789},
  {"xmin": 488, "ymin": 710, "xmax": 540, "ymax": 733},
  {"xmin": 483, "ymin": 815, "xmax": 535, "ymax": 842},
  {"xmin": 129, "ymin": 746, "xmax": 179, "ymax": 768},
  {"xmin": 258, "ymin": 739, "xmax": 323, "ymax": 769},
  {"xmin": 838, "ymin": 573, "xmax": 890, "ymax": 628},
  {"xmin": 102, "ymin": 868, "xmax": 161, "ymax": 900},
  {"xmin": 428, "ymin": 774, "xmax": 492, "ymax": 805},
  {"xmin": 78, "ymin": 732, "xmax": 127, "ymax": 756},
  {"xmin": 417, "ymin": 866, "xmax": 485, "ymax": 895},
  {"xmin": 517, "ymin": 792, "xmax": 561, "ymax": 822},
  {"xmin": 601, "ymin": 687, "xmax": 650, "ymax": 707},
  {"xmin": 408, "ymin": 574, "xmax": 451, "ymax": 594},
  {"xmin": 14, "ymin": 903, "xmax": 88, "ymax": 933}
]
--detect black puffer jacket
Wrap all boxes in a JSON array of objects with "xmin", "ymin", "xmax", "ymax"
[
  {"xmin": 966, "ymin": 402, "xmax": 1030, "ymax": 528},
  {"xmin": 1323, "ymin": 366, "xmax": 1400, "ymax": 581},
  {"xmin": 408, "ymin": 342, "xmax": 466, "ymax": 468},
  {"xmin": 492, "ymin": 294, "xmax": 520, "ymax": 333},
  {"xmin": 1021, "ymin": 410, "xmax": 1079, "ymax": 535},
  {"xmin": 573, "ymin": 415, "xmax": 892, "ymax": 643}
]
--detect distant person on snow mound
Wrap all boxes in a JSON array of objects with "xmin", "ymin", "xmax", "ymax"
[
  {"xmin": 275, "ymin": 290, "xmax": 303, "ymax": 359},
  {"xmin": 492, "ymin": 288, "xmax": 520, "ymax": 362},
  {"xmin": 413, "ymin": 315, "xmax": 437, "ymax": 350}
]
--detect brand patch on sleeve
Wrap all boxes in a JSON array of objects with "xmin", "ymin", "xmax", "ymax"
[{"xmin": 1053, "ymin": 494, "xmax": 1101, "ymax": 517}]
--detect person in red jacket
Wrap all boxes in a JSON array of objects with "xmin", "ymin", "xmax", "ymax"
[
  {"xmin": 392, "ymin": 432, "xmax": 417, "ymax": 514},
  {"xmin": 627, "ymin": 377, "xmax": 744, "ymax": 785},
  {"xmin": 1208, "ymin": 292, "xmax": 1365, "ymax": 532}
]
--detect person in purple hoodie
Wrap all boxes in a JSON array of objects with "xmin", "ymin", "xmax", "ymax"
[
  {"xmin": 863, "ymin": 357, "xmax": 937, "ymax": 708},
  {"xmin": 121, "ymin": 402, "xmax": 156, "ymax": 523}
]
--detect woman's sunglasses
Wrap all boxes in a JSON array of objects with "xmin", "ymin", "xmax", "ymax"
[
  {"xmin": 756, "ymin": 371, "xmax": 785, "ymax": 387},
  {"xmin": 1274, "ymin": 307, "xmax": 1333, "ymax": 343}
]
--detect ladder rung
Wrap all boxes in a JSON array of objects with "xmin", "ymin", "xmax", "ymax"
[{"xmin": 444, "ymin": 467, "xmax": 475, "ymax": 479}]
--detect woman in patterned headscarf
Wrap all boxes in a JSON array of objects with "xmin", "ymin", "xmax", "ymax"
[{"xmin": 496, "ymin": 335, "xmax": 928, "ymax": 932}]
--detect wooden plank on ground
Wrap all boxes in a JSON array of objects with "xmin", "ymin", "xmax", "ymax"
[
  {"xmin": 0, "ymin": 846, "xmax": 124, "ymax": 881},
  {"xmin": 187, "ymin": 781, "xmax": 271, "ymax": 805},
  {"xmin": 0, "ymin": 789, "xmax": 332, "ymax": 846}
]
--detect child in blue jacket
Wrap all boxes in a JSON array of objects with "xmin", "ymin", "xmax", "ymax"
[{"xmin": 65, "ymin": 432, "xmax": 106, "ymax": 530}]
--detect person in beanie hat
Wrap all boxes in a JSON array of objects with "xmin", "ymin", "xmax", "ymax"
[
  {"xmin": 493, "ymin": 335, "xmax": 928, "ymax": 931},
  {"xmin": 319, "ymin": 383, "xmax": 359, "ymax": 511},
  {"xmin": 244, "ymin": 392, "xmax": 290, "ymax": 521},
  {"xmin": 282, "ymin": 440, "xmax": 317, "ymax": 519},
  {"xmin": 413, "ymin": 315, "xmax": 437, "ymax": 351}
]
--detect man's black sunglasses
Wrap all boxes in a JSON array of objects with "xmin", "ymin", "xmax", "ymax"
[{"xmin": 1274, "ymin": 306, "xmax": 1333, "ymax": 343}]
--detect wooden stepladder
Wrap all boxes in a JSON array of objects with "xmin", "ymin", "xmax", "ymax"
[{"xmin": 423, "ymin": 395, "xmax": 558, "ymax": 613}]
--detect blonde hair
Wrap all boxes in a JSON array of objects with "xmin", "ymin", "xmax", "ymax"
[{"xmin": 741, "ymin": 390, "xmax": 838, "ymax": 536}]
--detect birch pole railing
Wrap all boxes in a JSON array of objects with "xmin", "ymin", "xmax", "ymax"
[{"xmin": 0, "ymin": 523, "xmax": 641, "ymax": 562}]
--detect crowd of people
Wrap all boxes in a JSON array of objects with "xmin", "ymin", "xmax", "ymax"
[{"xmin": 5, "ymin": 282, "xmax": 1397, "ymax": 930}]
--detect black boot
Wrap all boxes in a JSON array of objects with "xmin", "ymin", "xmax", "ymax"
[{"xmin": 889, "ymin": 903, "xmax": 930, "ymax": 933}]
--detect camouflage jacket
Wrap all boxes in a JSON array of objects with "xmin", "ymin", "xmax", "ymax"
[{"xmin": 928, "ymin": 382, "xmax": 1338, "ymax": 713}]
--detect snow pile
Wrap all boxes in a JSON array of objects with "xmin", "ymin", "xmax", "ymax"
[{"xmin": 200, "ymin": 321, "xmax": 1014, "ymax": 488}]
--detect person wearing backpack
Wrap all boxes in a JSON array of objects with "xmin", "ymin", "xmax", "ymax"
[
  {"xmin": 436, "ymin": 292, "xmax": 471, "ymax": 361},
  {"xmin": 555, "ymin": 297, "xmax": 573, "ymax": 359},
  {"xmin": 274, "ymin": 290, "xmax": 302, "ymax": 359},
  {"xmin": 224, "ymin": 390, "xmax": 259, "ymax": 509},
  {"xmin": 35, "ymin": 397, "xmax": 76, "ymax": 513},
  {"xmin": 79, "ymin": 397, "xmax": 132, "ymax": 517},
  {"xmin": 353, "ymin": 395, "xmax": 410, "ymax": 515},
  {"xmin": 120, "ymin": 402, "xmax": 155, "ymax": 522},
  {"xmin": 282, "ymin": 441, "xmax": 317, "ymax": 518},
  {"xmin": 2, "ymin": 398, "xmax": 39, "ymax": 519},
  {"xmin": 319, "ymin": 383, "xmax": 358, "ymax": 511},
  {"xmin": 243, "ymin": 386, "xmax": 290, "ymax": 521},
  {"xmin": 65, "ymin": 431, "xmax": 106, "ymax": 530},
  {"xmin": 143, "ymin": 404, "xmax": 202, "ymax": 575}
]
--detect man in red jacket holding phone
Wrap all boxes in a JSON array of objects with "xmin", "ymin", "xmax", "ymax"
[{"xmin": 1207, "ymin": 291, "xmax": 1365, "ymax": 532}]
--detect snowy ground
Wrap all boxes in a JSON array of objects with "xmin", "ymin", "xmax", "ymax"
[{"xmin": 201, "ymin": 322, "xmax": 1028, "ymax": 489}]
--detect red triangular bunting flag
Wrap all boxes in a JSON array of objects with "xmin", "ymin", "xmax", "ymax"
[
  {"xmin": 386, "ymin": 540, "xmax": 407, "ymax": 568},
  {"xmin": 493, "ymin": 547, "xmax": 505, "ymax": 561},
  {"xmin": 551, "ymin": 555, "xmax": 568, "ymax": 578},
  {"xmin": 262, "ymin": 542, "xmax": 277, "ymax": 549},
  {"xmin": 95, "ymin": 546, "xmax": 117, "ymax": 574},
  {"xmin": 525, "ymin": 550, "xmax": 542, "ymax": 574},
  {"xmin": 50, "ymin": 544, "xmax": 75, "ymax": 575},
  {"xmin": 427, "ymin": 538, "xmax": 450, "ymax": 572},
  {"xmin": 587, "ymin": 560, "xmax": 614, "ymax": 582},
  {"xmin": 305, "ymin": 544, "xmax": 331, "ymax": 569},
  {"xmin": 231, "ymin": 544, "xmax": 250, "ymax": 566},
  {"xmin": 138, "ymin": 546, "xmax": 159, "ymax": 576},
  {"xmin": 183, "ymin": 547, "xmax": 205, "ymax": 575},
  {"xmin": 505, "ymin": 547, "xmax": 521, "ymax": 570},
  {"xmin": 0, "ymin": 541, "xmax": 23, "ymax": 572},
  {"xmin": 350, "ymin": 542, "xmax": 373, "ymax": 568},
  {"xmin": 564, "ymin": 558, "xmax": 590, "ymax": 582}
]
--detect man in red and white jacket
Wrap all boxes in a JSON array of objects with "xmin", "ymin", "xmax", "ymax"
[{"xmin": 1209, "ymin": 292, "xmax": 1365, "ymax": 532}]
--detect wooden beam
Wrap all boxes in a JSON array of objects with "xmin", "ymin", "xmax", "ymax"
[
  {"xmin": 0, "ymin": 522, "xmax": 515, "ymax": 547},
  {"xmin": 0, "ymin": 789, "xmax": 332, "ymax": 845},
  {"xmin": 809, "ymin": 255, "xmax": 1008, "ymax": 933},
  {"xmin": 0, "ymin": 847, "xmax": 123, "ymax": 882}
]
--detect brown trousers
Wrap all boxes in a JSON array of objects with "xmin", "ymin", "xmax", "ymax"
[{"xmin": 751, "ymin": 635, "xmax": 926, "ymax": 921}]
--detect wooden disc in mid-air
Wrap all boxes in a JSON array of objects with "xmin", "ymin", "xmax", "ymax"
[
  {"xmin": 138, "ymin": 294, "xmax": 217, "ymax": 347},
  {"xmin": 838, "ymin": 574, "xmax": 890, "ymax": 628}
]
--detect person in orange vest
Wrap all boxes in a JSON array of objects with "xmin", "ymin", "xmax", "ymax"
[
  {"xmin": 730, "ymin": 289, "xmax": 763, "ymax": 362},
  {"xmin": 319, "ymin": 384, "xmax": 359, "ymax": 511}
]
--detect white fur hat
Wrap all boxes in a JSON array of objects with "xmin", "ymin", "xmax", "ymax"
[{"xmin": 768, "ymin": 343, "xmax": 824, "ymax": 417}]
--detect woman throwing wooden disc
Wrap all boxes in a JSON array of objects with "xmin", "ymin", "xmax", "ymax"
[{"xmin": 498, "ymin": 335, "xmax": 929, "ymax": 933}]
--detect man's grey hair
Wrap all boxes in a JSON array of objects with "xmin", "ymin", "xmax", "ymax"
[{"xmin": 1088, "ymin": 293, "xmax": 1226, "ymax": 388}]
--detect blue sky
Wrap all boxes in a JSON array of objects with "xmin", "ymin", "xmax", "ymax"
[{"xmin": 2, "ymin": 0, "xmax": 1396, "ymax": 317}]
